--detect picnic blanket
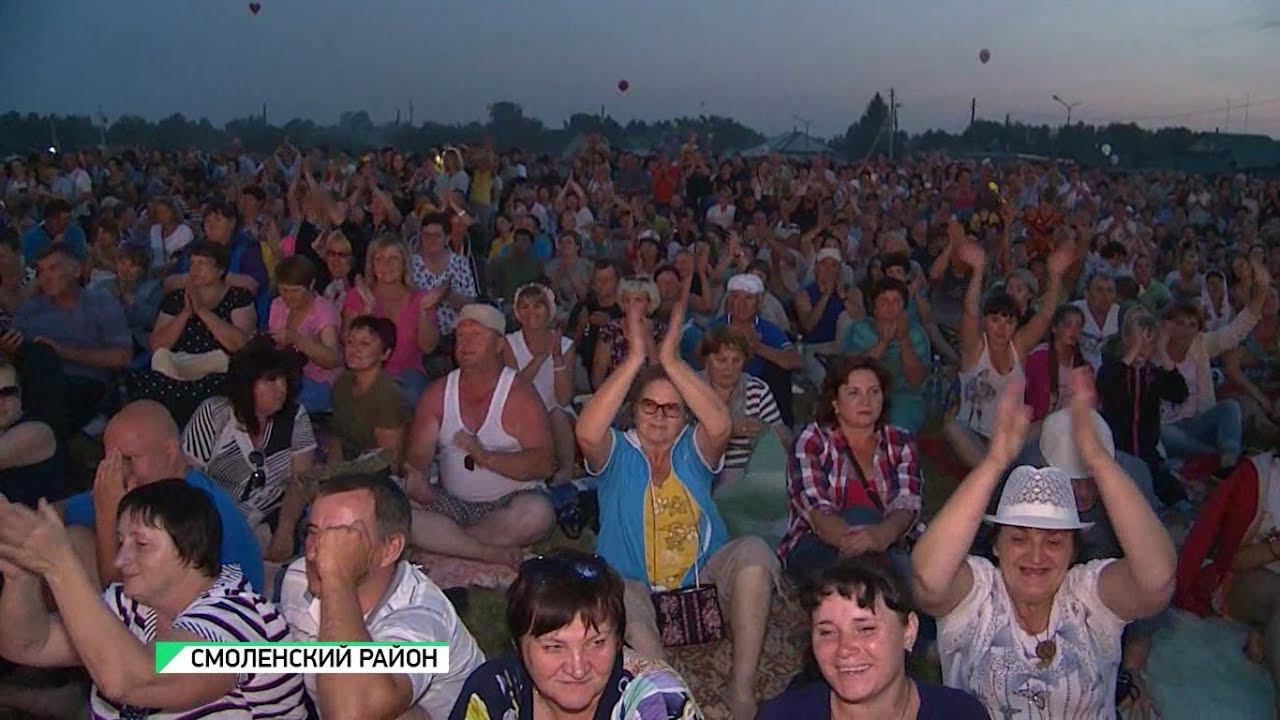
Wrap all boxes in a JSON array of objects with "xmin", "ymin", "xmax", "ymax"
[
  {"xmin": 1141, "ymin": 610, "xmax": 1273, "ymax": 720},
  {"xmin": 713, "ymin": 430, "xmax": 790, "ymax": 548}
]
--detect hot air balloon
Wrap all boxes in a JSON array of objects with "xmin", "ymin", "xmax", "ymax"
[
  {"xmin": 249, "ymin": 2, "xmax": 261, "ymax": 14},
  {"xmin": 1101, "ymin": 143, "xmax": 1112, "ymax": 157},
  {"xmin": 979, "ymin": 48, "xmax": 991, "ymax": 64},
  {"xmin": 617, "ymin": 80, "xmax": 629, "ymax": 93}
]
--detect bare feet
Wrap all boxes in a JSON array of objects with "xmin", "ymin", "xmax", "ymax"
[{"xmin": 726, "ymin": 683, "xmax": 757, "ymax": 720}]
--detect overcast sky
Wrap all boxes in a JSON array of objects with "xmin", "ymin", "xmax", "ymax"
[{"xmin": 3, "ymin": 0, "xmax": 1279, "ymax": 139}]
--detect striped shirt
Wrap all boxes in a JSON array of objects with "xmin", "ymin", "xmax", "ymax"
[
  {"xmin": 92, "ymin": 566, "xmax": 307, "ymax": 720},
  {"xmin": 182, "ymin": 397, "xmax": 317, "ymax": 527},
  {"xmin": 779, "ymin": 422, "xmax": 922, "ymax": 560},
  {"xmin": 704, "ymin": 372, "xmax": 784, "ymax": 470}
]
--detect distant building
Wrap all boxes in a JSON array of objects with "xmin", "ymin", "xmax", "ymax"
[{"xmin": 1171, "ymin": 132, "xmax": 1280, "ymax": 175}]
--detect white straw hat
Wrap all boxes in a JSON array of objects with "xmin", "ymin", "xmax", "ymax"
[
  {"xmin": 984, "ymin": 465, "xmax": 1094, "ymax": 531},
  {"xmin": 1039, "ymin": 408, "xmax": 1114, "ymax": 479}
]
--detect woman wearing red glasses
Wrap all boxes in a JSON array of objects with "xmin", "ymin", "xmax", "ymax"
[{"xmin": 576, "ymin": 284, "xmax": 780, "ymax": 720}]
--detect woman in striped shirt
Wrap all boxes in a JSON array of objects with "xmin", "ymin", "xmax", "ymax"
[
  {"xmin": 0, "ymin": 479, "xmax": 307, "ymax": 720},
  {"xmin": 182, "ymin": 336, "xmax": 317, "ymax": 564},
  {"xmin": 698, "ymin": 325, "xmax": 791, "ymax": 486}
]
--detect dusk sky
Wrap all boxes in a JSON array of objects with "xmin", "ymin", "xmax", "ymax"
[{"xmin": 3, "ymin": 0, "xmax": 1279, "ymax": 139}]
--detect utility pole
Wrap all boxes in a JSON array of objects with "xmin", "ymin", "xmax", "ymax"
[
  {"xmin": 889, "ymin": 87, "xmax": 897, "ymax": 160},
  {"xmin": 1225, "ymin": 98, "xmax": 1231, "ymax": 133},
  {"xmin": 1244, "ymin": 93, "xmax": 1250, "ymax": 132}
]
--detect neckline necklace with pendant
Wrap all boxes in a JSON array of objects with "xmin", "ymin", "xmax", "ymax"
[{"xmin": 1033, "ymin": 626, "xmax": 1057, "ymax": 670}]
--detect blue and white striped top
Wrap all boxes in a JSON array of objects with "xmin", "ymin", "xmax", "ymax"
[{"xmin": 91, "ymin": 566, "xmax": 308, "ymax": 720}]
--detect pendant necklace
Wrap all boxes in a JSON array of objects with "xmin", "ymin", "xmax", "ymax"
[{"xmin": 1034, "ymin": 627, "xmax": 1057, "ymax": 670}]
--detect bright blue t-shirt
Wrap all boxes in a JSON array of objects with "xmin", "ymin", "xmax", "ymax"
[{"xmin": 63, "ymin": 468, "xmax": 266, "ymax": 591}]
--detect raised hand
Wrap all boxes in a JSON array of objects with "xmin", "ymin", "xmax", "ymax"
[
  {"xmin": 658, "ymin": 274, "xmax": 693, "ymax": 366},
  {"xmin": 1068, "ymin": 367, "xmax": 1105, "ymax": 460},
  {"xmin": 1048, "ymin": 239, "xmax": 1074, "ymax": 278},
  {"xmin": 624, "ymin": 302, "xmax": 649, "ymax": 362},
  {"xmin": 1253, "ymin": 256, "xmax": 1272, "ymax": 289},
  {"xmin": 987, "ymin": 379, "xmax": 1031, "ymax": 467},
  {"xmin": 954, "ymin": 240, "xmax": 986, "ymax": 271},
  {"xmin": 0, "ymin": 500, "xmax": 75, "ymax": 579}
]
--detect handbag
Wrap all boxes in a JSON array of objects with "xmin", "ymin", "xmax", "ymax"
[{"xmin": 648, "ymin": 501, "xmax": 725, "ymax": 647}]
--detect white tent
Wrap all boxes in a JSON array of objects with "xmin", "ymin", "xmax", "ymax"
[{"xmin": 741, "ymin": 130, "xmax": 832, "ymax": 158}]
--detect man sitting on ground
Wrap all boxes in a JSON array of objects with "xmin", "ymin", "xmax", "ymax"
[
  {"xmin": 279, "ymin": 471, "xmax": 485, "ymax": 719},
  {"xmin": 61, "ymin": 399, "xmax": 264, "ymax": 590},
  {"xmin": 710, "ymin": 272, "xmax": 803, "ymax": 426},
  {"xmin": 403, "ymin": 303, "xmax": 555, "ymax": 566},
  {"xmin": 0, "ymin": 242, "xmax": 132, "ymax": 436}
]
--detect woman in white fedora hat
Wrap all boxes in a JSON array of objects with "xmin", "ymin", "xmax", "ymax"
[{"xmin": 911, "ymin": 369, "xmax": 1175, "ymax": 719}]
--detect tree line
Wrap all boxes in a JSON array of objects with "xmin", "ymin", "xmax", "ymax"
[{"xmin": 0, "ymin": 95, "xmax": 1219, "ymax": 168}]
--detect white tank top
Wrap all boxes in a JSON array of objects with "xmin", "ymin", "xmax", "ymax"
[
  {"xmin": 956, "ymin": 337, "xmax": 1025, "ymax": 438},
  {"xmin": 439, "ymin": 367, "xmax": 526, "ymax": 503},
  {"xmin": 505, "ymin": 330, "xmax": 573, "ymax": 411}
]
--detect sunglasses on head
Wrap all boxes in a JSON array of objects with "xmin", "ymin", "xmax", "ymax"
[
  {"xmin": 520, "ymin": 554, "xmax": 608, "ymax": 583},
  {"xmin": 241, "ymin": 450, "xmax": 266, "ymax": 502}
]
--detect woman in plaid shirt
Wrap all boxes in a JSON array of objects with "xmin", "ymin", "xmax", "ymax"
[{"xmin": 781, "ymin": 355, "xmax": 922, "ymax": 583}]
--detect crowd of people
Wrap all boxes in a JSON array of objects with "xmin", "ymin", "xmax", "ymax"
[{"xmin": 0, "ymin": 135, "xmax": 1277, "ymax": 719}]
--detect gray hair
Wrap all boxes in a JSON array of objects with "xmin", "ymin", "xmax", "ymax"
[{"xmin": 617, "ymin": 275, "xmax": 660, "ymax": 315}]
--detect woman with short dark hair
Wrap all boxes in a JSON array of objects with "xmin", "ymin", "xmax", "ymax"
[
  {"xmin": 182, "ymin": 336, "xmax": 317, "ymax": 564},
  {"xmin": 0, "ymin": 479, "xmax": 307, "ymax": 719},
  {"xmin": 699, "ymin": 325, "xmax": 790, "ymax": 484},
  {"xmin": 759, "ymin": 556, "xmax": 988, "ymax": 719},
  {"xmin": 268, "ymin": 254, "xmax": 340, "ymax": 413},
  {"xmin": 329, "ymin": 315, "xmax": 409, "ymax": 471},
  {"xmin": 128, "ymin": 239, "xmax": 256, "ymax": 426},
  {"xmin": 450, "ymin": 549, "xmax": 699, "ymax": 720}
]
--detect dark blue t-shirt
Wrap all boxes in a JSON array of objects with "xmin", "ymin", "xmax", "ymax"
[
  {"xmin": 709, "ymin": 314, "xmax": 792, "ymax": 378},
  {"xmin": 758, "ymin": 681, "xmax": 989, "ymax": 720},
  {"xmin": 63, "ymin": 468, "xmax": 266, "ymax": 592}
]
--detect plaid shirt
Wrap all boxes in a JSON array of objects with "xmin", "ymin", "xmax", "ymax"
[{"xmin": 779, "ymin": 422, "xmax": 923, "ymax": 560}]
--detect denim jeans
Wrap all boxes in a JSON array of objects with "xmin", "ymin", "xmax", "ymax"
[
  {"xmin": 1160, "ymin": 399, "xmax": 1243, "ymax": 461},
  {"xmin": 297, "ymin": 376, "xmax": 332, "ymax": 414},
  {"xmin": 784, "ymin": 505, "xmax": 911, "ymax": 586}
]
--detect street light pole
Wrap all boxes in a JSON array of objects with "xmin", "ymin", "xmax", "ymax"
[
  {"xmin": 1051, "ymin": 94, "xmax": 1081, "ymax": 127},
  {"xmin": 1051, "ymin": 95, "xmax": 1081, "ymax": 160}
]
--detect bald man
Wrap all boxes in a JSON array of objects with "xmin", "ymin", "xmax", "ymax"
[{"xmin": 62, "ymin": 400, "xmax": 265, "ymax": 590}]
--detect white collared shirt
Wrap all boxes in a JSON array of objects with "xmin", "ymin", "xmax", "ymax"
[{"xmin": 279, "ymin": 559, "xmax": 485, "ymax": 719}]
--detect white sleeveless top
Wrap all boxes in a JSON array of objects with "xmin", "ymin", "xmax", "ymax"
[
  {"xmin": 149, "ymin": 222, "xmax": 194, "ymax": 268},
  {"xmin": 956, "ymin": 336, "xmax": 1025, "ymax": 438},
  {"xmin": 439, "ymin": 367, "xmax": 526, "ymax": 503},
  {"xmin": 506, "ymin": 330, "xmax": 573, "ymax": 411}
]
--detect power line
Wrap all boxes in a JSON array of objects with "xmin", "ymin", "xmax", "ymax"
[{"xmin": 1077, "ymin": 95, "xmax": 1280, "ymax": 125}]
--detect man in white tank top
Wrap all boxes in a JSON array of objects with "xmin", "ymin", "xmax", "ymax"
[{"xmin": 403, "ymin": 304, "xmax": 555, "ymax": 566}]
